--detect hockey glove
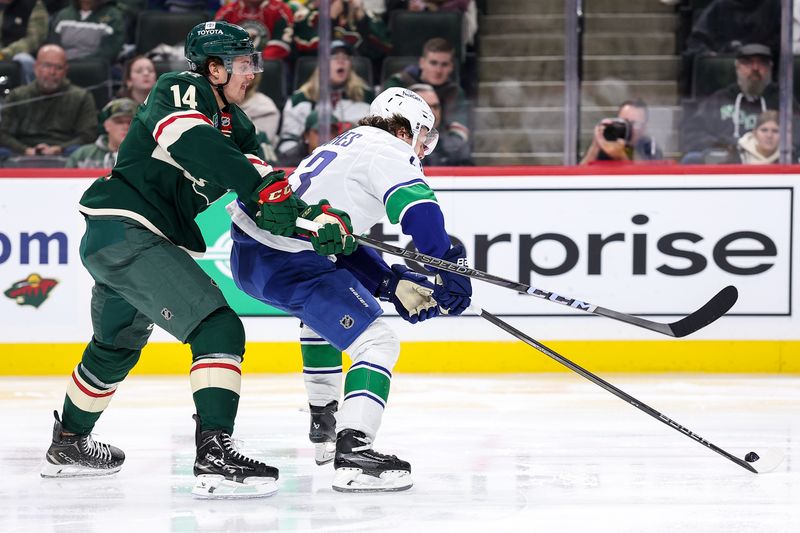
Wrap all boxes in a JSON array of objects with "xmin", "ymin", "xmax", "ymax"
[
  {"xmin": 432, "ymin": 244, "xmax": 472, "ymax": 316},
  {"xmin": 297, "ymin": 199, "xmax": 358, "ymax": 256},
  {"xmin": 251, "ymin": 170, "xmax": 305, "ymax": 237},
  {"xmin": 378, "ymin": 264, "xmax": 440, "ymax": 324}
]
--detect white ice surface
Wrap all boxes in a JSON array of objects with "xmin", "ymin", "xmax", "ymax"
[{"xmin": 1, "ymin": 374, "xmax": 798, "ymax": 533}]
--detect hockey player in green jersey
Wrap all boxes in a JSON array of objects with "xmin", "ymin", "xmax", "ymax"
[{"xmin": 41, "ymin": 21, "xmax": 354, "ymax": 499}]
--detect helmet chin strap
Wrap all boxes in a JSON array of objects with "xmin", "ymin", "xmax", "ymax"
[{"xmin": 214, "ymin": 68, "xmax": 232, "ymax": 109}]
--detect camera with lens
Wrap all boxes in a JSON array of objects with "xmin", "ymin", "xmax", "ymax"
[{"xmin": 602, "ymin": 118, "xmax": 632, "ymax": 144}]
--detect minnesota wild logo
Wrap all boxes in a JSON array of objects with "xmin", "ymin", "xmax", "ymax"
[{"xmin": 4, "ymin": 274, "xmax": 58, "ymax": 308}]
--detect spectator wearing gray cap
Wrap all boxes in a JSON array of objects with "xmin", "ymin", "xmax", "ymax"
[
  {"xmin": 680, "ymin": 43, "xmax": 782, "ymax": 164},
  {"xmin": 66, "ymin": 97, "xmax": 136, "ymax": 168}
]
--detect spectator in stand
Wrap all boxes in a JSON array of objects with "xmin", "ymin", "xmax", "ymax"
[
  {"xmin": 278, "ymin": 109, "xmax": 344, "ymax": 166},
  {"xmin": 383, "ymin": 37, "xmax": 469, "ymax": 146},
  {"xmin": 580, "ymin": 99, "xmax": 662, "ymax": 165},
  {"xmin": 116, "ymin": 55, "xmax": 155, "ymax": 104},
  {"xmin": 277, "ymin": 39, "xmax": 373, "ymax": 160},
  {"xmin": 49, "ymin": 0, "xmax": 125, "ymax": 62},
  {"xmin": 410, "ymin": 83, "xmax": 470, "ymax": 166},
  {"xmin": 0, "ymin": 44, "xmax": 96, "ymax": 157},
  {"xmin": 681, "ymin": 44, "xmax": 779, "ymax": 164},
  {"xmin": 291, "ymin": 0, "xmax": 390, "ymax": 61},
  {"xmin": 0, "ymin": 0, "xmax": 48, "ymax": 83},
  {"xmin": 239, "ymin": 72, "xmax": 280, "ymax": 164},
  {"xmin": 214, "ymin": 0, "xmax": 293, "ymax": 61},
  {"xmin": 686, "ymin": 0, "xmax": 780, "ymax": 60},
  {"xmin": 66, "ymin": 97, "xmax": 135, "ymax": 168},
  {"xmin": 239, "ymin": 72, "xmax": 280, "ymax": 142},
  {"xmin": 736, "ymin": 110, "xmax": 779, "ymax": 164}
]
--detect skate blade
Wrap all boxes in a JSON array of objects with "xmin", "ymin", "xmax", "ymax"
[
  {"xmin": 191, "ymin": 474, "xmax": 278, "ymax": 499},
  {"xmin": 315, "ymin": 442, "xmax": 335, "ymax": 465},
  {"xmin": 332, "ymin": 468, "xmax": 413, "ymax": 493},
  {"xmin": 40, "ymin": 460, "xmax": 122, "ymax": 478}
]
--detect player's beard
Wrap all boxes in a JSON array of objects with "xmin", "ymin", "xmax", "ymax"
[{"xmin": 738, "ymin": 69, "xmax": 771, "ymax": 99}]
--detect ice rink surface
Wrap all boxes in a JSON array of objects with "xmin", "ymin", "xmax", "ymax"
[{"xmin": 1, "ymin": 373, "xmax": 798, "ymax": 533}]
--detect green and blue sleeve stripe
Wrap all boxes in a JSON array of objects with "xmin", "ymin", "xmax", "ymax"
[{"xmin": 383, "ymin": 179, "xmax": 438, "ymax": 224}]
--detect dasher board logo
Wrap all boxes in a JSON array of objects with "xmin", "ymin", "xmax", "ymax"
[
  {"xmin": 4, "ymin": 273, "xmax": 58, "ymax": 308},
  {"xmin": 194, "ymin": 192, "xmax": 286, "ymax": 316}
]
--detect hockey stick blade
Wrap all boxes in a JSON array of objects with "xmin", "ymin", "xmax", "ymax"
[
  {"xmin": 470, "ymin": 305, "xmax": 780, "ymax": 474},
  {"xmin": 664, "ymin": 285, "xmax": 738, "ymax": 337},
  {"xmin": 742, "ymin": 448, "xmax": 785, "ymax": 473},
  {"xmin": 595, "ymin": 285, "xmax": 739, "ymax": 338}
]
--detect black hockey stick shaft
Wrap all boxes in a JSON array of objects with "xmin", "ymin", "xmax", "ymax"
[
  {"xmin": 351, "ymin": 231, "xmax": 738, "ymax": 338},
  {"xmin": 473, "ymin": 306, "xmax": 758, "ymax": 473}
]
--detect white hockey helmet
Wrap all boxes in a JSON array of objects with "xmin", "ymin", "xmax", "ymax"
[{"xmin": 369, "ymin": 87, "xmax": 439, "ymax": 156}]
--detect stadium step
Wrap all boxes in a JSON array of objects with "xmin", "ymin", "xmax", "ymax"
[
  {"xmin": 480, "ymin": 14, "xmax": 679, "ymax": 35},
  {"xmin": 481, "ymin": 33, "xmax": 676, "ymax": 57},
  {"xmin": 479, "ymin": 55, "xmax": 680, "ymax": 82},
  {"xmin": 487, "ymin": 0, "xmax": 675, "ymax": 15},
  {"xmin": 477, "ymin": 81, "xmax": 679, "ymax": 108}
]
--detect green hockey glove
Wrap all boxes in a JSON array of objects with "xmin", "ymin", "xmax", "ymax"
[
  {"xmin": 251, "ymin": 170, "xmax": 305, "ymax": 237},
  {"xmin": 297, "ymin": 199, "xmax": 358, "ymax": 256}
]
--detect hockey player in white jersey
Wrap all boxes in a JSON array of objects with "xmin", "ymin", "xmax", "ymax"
[{"xmin": 227, "ymin": 87, "xmax": 472, "ymax": 492}]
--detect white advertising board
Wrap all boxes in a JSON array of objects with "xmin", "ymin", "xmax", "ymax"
[{"xmin": 0, "ymin": 170, "xmax": 797, "ymax": 343}]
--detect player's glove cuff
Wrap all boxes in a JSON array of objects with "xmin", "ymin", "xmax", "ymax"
[
  {"xmin": 297, "ymin": 199, "xmax": 358, "ymax": 256},
  {"xmin": 431, "ymin": 245, "xmax": 472, "ymax": 316},
  {"xmin": 251, "ymin": 170, "xmax": 305, "ymax": 237},
  {"xmin": 379, "ymin": 264, "xmax": 439, "ymax": 324}
]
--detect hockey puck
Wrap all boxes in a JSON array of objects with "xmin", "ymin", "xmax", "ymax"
[{"xmin": 745, "ymin": 451, "xmax": 760, "ymax": 463}]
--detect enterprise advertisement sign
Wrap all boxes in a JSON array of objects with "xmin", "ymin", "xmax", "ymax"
[{"xmin": 0, "ymin": 172, "xmax": 796, "ymax": 342}]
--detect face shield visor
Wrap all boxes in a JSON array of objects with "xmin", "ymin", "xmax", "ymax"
[
  {"xmin": 224, "ymin": 53, "xmax": 264, "ymax": 75},
  {"xmin": 420, "ymin": 126, "xmax": 439, "ymax": 157}
]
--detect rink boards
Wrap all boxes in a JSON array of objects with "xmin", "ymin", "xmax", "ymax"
[{"xmin": 1, "ymin": 166, "xmax": 798, "ymax": 374}]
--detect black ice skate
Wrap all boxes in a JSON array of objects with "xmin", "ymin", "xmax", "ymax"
[
  {"xmin": 332, "ymin": 429, "xmax": 412, "ymax": 492},
  {"xmin": 191, "ymin": 414, "xmax": 279, "ymax": 499},
  {"xmin": 41, "ymin": 410, "xmax": 125, "ymax": 478},
  {"xmin": 309, "ymin": 400, "xmax": 337, "ymax": 465}
]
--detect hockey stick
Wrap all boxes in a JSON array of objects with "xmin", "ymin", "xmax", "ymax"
[
  {"xmin": 470, "ymin": 304, "xmax": 784, "ymax": 474},
  {"xmin": 294, "ymin": 218, "xmax": 738, "ymax": 338}
]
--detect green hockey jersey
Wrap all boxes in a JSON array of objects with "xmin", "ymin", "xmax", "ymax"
[{"xmin": 78, "ymin": 71, "xmax": 272, "ymax": 255}]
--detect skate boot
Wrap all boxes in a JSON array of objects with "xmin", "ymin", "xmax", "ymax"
[
  {"xmin": 191, "ymin": 414, "xmax": 279, "ymax": 499},
  {"xmin": 309, "ymin": 400, "xmax": 337, "ymax": 465},
  {"xmin": 332, "ymin": 429, "xmax": 412, "ymax": 492},
  {"xmin": 41, "ymin": 410, "xmax": 125, "ymax": 478}
]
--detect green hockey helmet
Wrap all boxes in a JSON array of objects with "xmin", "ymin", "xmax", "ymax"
[{"xmin": 185, "ymin": 21, "xmax": 263, "ymax": 75}]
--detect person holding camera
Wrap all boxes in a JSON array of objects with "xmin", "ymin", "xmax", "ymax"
[{"xmin": 580, "ymin": 99, "xmax": 662, "ymax": 165}]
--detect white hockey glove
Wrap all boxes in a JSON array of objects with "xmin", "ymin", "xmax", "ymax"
[{"xmin": 378, "ymin": 264, "xmax": 440, "ymax": 324}]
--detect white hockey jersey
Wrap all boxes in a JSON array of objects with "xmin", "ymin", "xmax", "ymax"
[{"xmin": 227, "ymin": 125, "xmax": 445, "ymax": 254}]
